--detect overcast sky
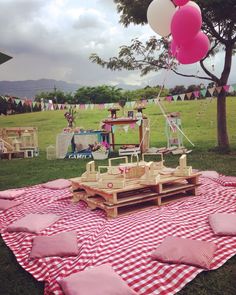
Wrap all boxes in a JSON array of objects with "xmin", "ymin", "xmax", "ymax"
[{"xmin": 0, "ymin": 0, "xmax": 235, "ymax": 89}]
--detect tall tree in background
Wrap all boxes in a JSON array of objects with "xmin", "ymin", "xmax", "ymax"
[{"xmin": 90, "ymin": 0, "xmax": 236, "ymax": 152}]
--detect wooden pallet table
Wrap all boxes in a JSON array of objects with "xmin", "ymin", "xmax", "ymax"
[{"xmin": 70, "ymin": 173, "xmax": 201, "ymax": 218}]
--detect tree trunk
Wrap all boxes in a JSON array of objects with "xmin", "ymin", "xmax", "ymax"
[
  {"xmin": 216, "ymin": 91, "xmax": 230, "ymax": 152},
  {"xmin": 215, "ymin": 42, "xmax": 233, "ymax": 152}
]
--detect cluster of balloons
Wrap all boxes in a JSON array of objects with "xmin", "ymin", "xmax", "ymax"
[{"xmin": 147, "ymin": 0, "xmax": 210, "ymax": 64}]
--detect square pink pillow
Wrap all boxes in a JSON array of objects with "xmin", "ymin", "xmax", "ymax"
[
  {"xmin": 200, "ymin": 170, "xmax": 219, "ymax": 178},
  {"xmin": 209, "ymin": 213, "xmax": 236, "ymax": 235},
  {"xmin": 42, "ymin": 179, "xmax": 71, "ymax": 190},
  {"xmin": 151, "ymin": 236, "xmax": 216, "ymax": 269},
  {"xmin": 30, "ymin": 231, "xmax": 79, "ymax": 258},
  {"xmin": 58, "ymin": 264, "xmax": 137, "ymax": 295},
  {"xmin": 6, "ymin": 213, "xmax": 61, "ymax": 234},
  {"xmin": 0, "ymin": 189, "xmax": 25, "ymax": 200},
  {"xmin": 0, "ymin": 200, "xmax": 22, "ymax": 211}
]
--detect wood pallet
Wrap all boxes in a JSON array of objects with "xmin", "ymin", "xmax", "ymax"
[{"xmin": 71, "ymin": 173, "xmax": 201, "ymax": 218}]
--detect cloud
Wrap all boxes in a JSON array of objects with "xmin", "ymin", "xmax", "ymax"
[{"xmin": 0, "ymin": 0, "xmax": 235, "ymax": 90}]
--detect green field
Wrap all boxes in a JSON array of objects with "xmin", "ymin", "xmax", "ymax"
[{"xmin": 0, "ymin": 98, "xmax": 236, "ymax": 295}]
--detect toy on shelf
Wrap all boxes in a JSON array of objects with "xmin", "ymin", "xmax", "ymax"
[
  {"xmin": 165, "ymin": 112, "xmax": 183, "ymax": 148},
  {"xmin": 81, "ymin": 161, "xmax": 98, "ymax": 182},
  {"xmin": 174, "ymin": 154, "xmax": 193, "ymax": 177},
  {"xmin": 0, "ymin": 127, "xmax": 38, "ymax": 159}
]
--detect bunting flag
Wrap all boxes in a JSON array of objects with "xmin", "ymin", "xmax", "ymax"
[
  {"xmin": 186, "ymin": 92, "xmax": 192, "ymax": 100},
  {"xmin": 136, "ymin": 119, "xmax": 142, "ymax": 126},
  {"xmin": 166, "ymin": 96, "xmax": 172, "ymax": 102},
  {"xmin": 193, "ymin": 91, "xmax": 200, "ymax": 98},
  {"xmin": 223, "ymin": 85, "xmax": 230, "ymax": 92},
  {"xmin": 123, "ymin": 125, "xmax": 129, "ymax": 133},
  {"xmin": 130, "ymin": 123, "xmax": 136, "ymax": 129},
  {"xmin": 104, "ymin": 124, "xmax": 112, "ymax": 132},
  {"xmin": 229, "ymin": 85, "xmax": 234, "ymax": 92},
  {"xmin": 215, "ymin": 86, "xmax": 222, "ymax": 94},
  {"xmin": 2, "ymin": 82, "xmax": 236, "ymax": 113},
  {"xmin": 179, "ymin": 94, "xmax": 185, "ymax": 101},
  {"xmin": 200, "ymin": 89, "xmax": 207, "ymax": 97},
  {"xmin": 173, "ymin": 95, "xmax": 178, "ymax": 102}
]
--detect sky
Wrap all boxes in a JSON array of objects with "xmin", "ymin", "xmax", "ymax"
[{"xmin": 0, "ymin": 0, "xmax": 235, "ymax": 89}]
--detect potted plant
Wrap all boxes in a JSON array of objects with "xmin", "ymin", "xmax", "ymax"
[{"xmin": 89, "ymin": 141, "xmax": 110, "ymax": 160}]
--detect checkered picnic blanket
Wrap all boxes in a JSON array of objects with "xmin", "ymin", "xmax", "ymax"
[{"xmin": 1, "ymin": 177, "xmax": 236, "ymax": 295}]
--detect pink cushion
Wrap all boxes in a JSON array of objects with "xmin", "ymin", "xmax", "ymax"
[
  {"xmin": 42, "ymin": 179, "xmax": 71, "ymax": 190},
  {"xmin": 7, "ymin": 213, "xmax": 61, "ymax": 234},
  {"xmin": 200, "ymin": 170, "xmax": 219, "ymax": 178},
  {"xmin": 30, "ymin": 231, "xmax": 79, "ymax": 258},
  {"xmin": 0, "ymin": 189, "xmax": 25, "ymax": 200},
  {"xmin": 58, "ymin": 264, "xmax": 137, "ymax": 295},
  {"xmin": 209, "ymin": 213, "xmax": 236, "ymax": 235},
  {"xmin": 0, "ymin": 200, "xmax": 22, "ymax": 211},
  {"xmin": 151, "ymin": 236, "xmax": 216, "ymax": 269}
]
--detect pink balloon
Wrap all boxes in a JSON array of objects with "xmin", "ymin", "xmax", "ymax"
[
  {"xmin": 171, "ymin": 6, "xmax": 202, "ymax": 45},
  {"xmin": 173, "ymin": 0, "xmax": 189, "ymax": 6},
  {"xmin": 176, "ymin": 31, "xmax": 210, "ymax": 64}
]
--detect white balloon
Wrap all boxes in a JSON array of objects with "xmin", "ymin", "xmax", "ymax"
[
  {"xmin": 185, "ymin": 1, "xmax": 201, "ymax": 14},
  {"xmin": 147, "ymin": 0, "xmax": 176, "ymax": 37}
]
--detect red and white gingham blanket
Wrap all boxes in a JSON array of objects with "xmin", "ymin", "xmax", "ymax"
[{"xmin": 1, "ymin": 177, "xmax": 236, "ymax": 295}]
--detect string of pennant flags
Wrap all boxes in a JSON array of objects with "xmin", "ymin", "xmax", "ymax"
[{"xmin": 1, "ymin": 83, "xmax": 236, "ymax": 111}]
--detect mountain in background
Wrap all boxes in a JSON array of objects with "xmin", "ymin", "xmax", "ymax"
[
  {"xmin": 0, "ymin": 79, "xmax": 142, "ymax": 98},
  {"xmin": 0, "ymin": 79, "xmax": 80, "ymax": 98}
]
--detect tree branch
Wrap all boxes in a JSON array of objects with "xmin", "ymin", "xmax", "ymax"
[{"xmin": 171, "ymin": 68, "xmax": 213, "ymax": 81}]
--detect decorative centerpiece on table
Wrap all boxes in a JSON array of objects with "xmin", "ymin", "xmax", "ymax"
[
  {"xmin": 64, "ymin": 107, "xmax": 77, "ymax": 128},
  {"xmin": 89, "ymin": 142, "xmax": 110, "ymax": 160}
]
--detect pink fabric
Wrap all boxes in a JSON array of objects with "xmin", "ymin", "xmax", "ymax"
[
  {"xmin": 0, "ymin": 189, "xmax": 25, "ymax": 200},
  {"xmin": 215, "ymin": 176, "xmax": 236, "ymax": 187},
  {"xmin": 209, "ymin": 213, "xmax": 236, "ymax": 235},
  {"xmin": 42, "ymin": 179, "xmax": 71, "ymax": 190},
  {"xmin": 200, "ymin": 171, "xmax": 219, "ymax": 178},
  {"xmin": 1, "ymin": 178, "xmax": 236, "ymax": 295},
  {"xmin": 30, "ymin": 231, "xmax": 79, "ymax": 258},
  {"xmin": 58, "ymin": 264, "xmax": 137, "ymax": 295},
  {"xmin": 0, "ymin": 199, "xmax": 22, "ymax": 211},
  {"xmin": 151, "ymin": 236, "xmax": 217, "ymax": 269},
  {"xmin": 7, "ymin": 213, "xmax": 61, "ymax": 234}
]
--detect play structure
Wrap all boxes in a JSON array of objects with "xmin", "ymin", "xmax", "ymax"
[
  {"xmin": 103, "ymin": 107, "xmax": 150, "ymax": 155},
  {"xmin": 0, "ymin": 127, "xmax": 38, "ymax": 159},
  {"xmin": 165, "ymin": 112, "xmax": 183, "ymax": 148},
  {"xmin": 71, "ymin": 154, "xmax": 200, "ymax": 218}
]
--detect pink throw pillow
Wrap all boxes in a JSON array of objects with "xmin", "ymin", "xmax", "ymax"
[
  {"xmin": 209, "ymin": 213, "xmax": 236, "ymax": 235},
  {"xmin": 200, "ymin": 171, "xmax": 219, "ymax": 178},
  {"xmin": 0, "ymin": 189, "xmax": 25, "ymax": 200},
  {"xmin": 42, "ymin": 179, "xmax": 71, "ymax": 190},
  {"xmin": 151, "ymin": 236, "xmax": 216, "ymax": 269},
  {"xmin": 7, "ymin": 213, "xmax": 61, "ymax": 234},
  {"xmin": 0, "ymin": 200, "xmax": 22, "ymax": 211},
  {"xmin": 58, "ymin": 264, "xmax": 137, "ymax": 295},
  {"xmin": 30, "ymin": 231, "xmax": 79, "ymax": 258}
]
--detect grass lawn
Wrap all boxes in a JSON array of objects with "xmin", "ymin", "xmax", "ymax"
[{"xmin": 0, "ymin": 98, "xmax": 236, "ymax": 294}]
